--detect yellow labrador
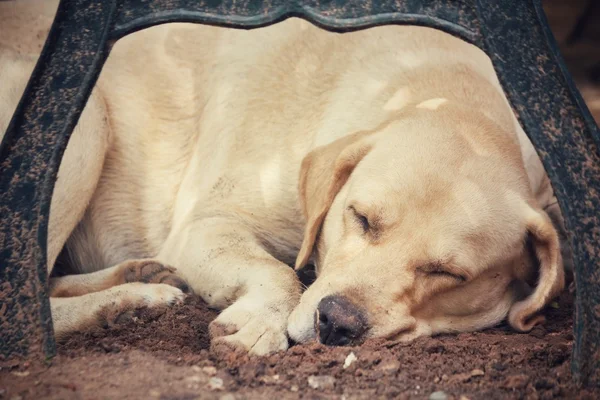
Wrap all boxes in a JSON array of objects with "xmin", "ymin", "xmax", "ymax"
[{"xmin": 1, "ymin": 0, "xmax": 568, "ymax": 354}]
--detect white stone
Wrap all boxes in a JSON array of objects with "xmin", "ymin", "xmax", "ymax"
[
  {"xmin": 343, "ymin": 352, "xmax": 358, "ymax": 369},
  {"xmin": 208, "ymin": 377, "xmax": 224, "ymax": 391},
  {"xmin": 429, "ymin": 391, "xmax": 448, "ymax": 400},
  {"xmin": 307, "ymin": 375, "xmax": 335, "ymax": 390}
]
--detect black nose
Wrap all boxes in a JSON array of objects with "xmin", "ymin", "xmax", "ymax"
[{"xmin": 316, "ymin": 295, "xmax": 367, "ymax": 346}]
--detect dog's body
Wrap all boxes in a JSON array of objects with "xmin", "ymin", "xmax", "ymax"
[{"xmin": 1, "ymin": 0, "xmax": 568, "ymax": 354}]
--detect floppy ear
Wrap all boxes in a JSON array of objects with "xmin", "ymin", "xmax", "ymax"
[
  {"xmin": 509, "ymin": 204, "xmax": 565, "ymax": 331},
  {"xmin": 295, "ymin": 132, "xmax": 374, "ymax": 270}
]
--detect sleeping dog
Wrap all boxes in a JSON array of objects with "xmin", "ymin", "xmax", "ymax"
[{"xmin": 0, "ymin": 0, "xmax": 568, "ymax": 354}]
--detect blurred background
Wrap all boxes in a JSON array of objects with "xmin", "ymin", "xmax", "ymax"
[{"xmin": 544, "ymin": 0, "xmax": 600, "ymax": 123}]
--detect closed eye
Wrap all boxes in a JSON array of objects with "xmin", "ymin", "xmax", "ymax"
[
  {"xmin": 417, "ymin": 263, "xmax": 467, "ymax": 283},
  {"xmin": 426, "ymin": 269, "xmax": 466, "ymax": 282},
  {"xmin": 348, "ymin": 205, "xmax": 370, "ymax": 233}
]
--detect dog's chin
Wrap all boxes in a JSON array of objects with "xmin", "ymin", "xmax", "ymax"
[{"xmin": 287, "ymin": 305, "xmax": 317, "ymax": 344}]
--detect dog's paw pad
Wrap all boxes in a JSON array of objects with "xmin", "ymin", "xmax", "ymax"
[
  {"xmin": 158, "ymin": 274, "xmax": 191, "ymax": 294},
  {"xmin": 122, "ymin": 260, "xmax": 191, "ymax": 293},
  {"xmin": 100, "ymin": 306, "xmax": 138, "ymax": 328},
  {"xmin": 112, "ymin": 309, "xmax": 137, "ymax": 325},
  {"xmin": 123, "ymin": 261, "xmax": 173, "ymax": 282}
]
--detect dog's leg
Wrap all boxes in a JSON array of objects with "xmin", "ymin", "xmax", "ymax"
[
  {"xmin": 0, "ymin": 46, "xmax": 109, "ymax": 275},
  {"xmin": 51, "ymin": 282, "xmax": 185, "ymax": 340},
  {"xmin": 158, "ymin": 216, "xmax": 302, "ymax": 355},
  {"xmin": 46, "ymin": 88, "xmax": 109, "ymax": 273},
  {"xmin": 49, "ymin": 259, "xmax": 190, "ymax": 297}
]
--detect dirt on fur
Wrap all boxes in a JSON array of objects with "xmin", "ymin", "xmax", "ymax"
[{"xmin": 1, "ymin": 290, "xmax": 599, "ymax": 400}]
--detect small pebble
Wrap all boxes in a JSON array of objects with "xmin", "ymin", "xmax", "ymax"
[
  {"xmin": 258, "ymin": 375, "xmax": 280, "ymax": 385},
  {"xmin": 308, "ymin": 375, "xmax": 336, "ymax": 390},
  {"xmin": 503, "ymin": 374, "xmax": 530, "ymax": 389},
  {"xmin": 149, "ymin": 389, "xmax": 161, "ymax": 398},
  {"xmin": 219, "ymin": 394, "xmax": 236, "ymax": 400},
  {"xmin": 185, "ymin": 375, "xmax": 203, "ymax": 383},
  {"xmin": 203, "ymin": 366, "xmax": 217, "ymax": 376},
  {"xmin": 434, "ymin": 377, "xmax": 440, "ymax": 383},
  {"xmin": 429, "ymin": 391, "xmax": 448, "ymax": 400},
  {"xmin": 290, "ymin": 385, "xmax": 299, "ymax": 392},
  {"xmin": 208, "ymin": 377, "xmax": 224, "ymax": 391},
  {"xmin": 378, "ymin": 360, "xmax": 400, "ymax": 374},
  {"xmin": 459, "ymin": 396, "xmax": 471, "ymax": 400},
  {"xmin": 343, "ymin": 352, "xmax": 358, "ymax": 369},
  {"xmin": 191, "ymin": 365, "xmax": 202, "ymax": 373},
  {"xmin": 471, "ymin": 369, "xmax": 485, "ymax": 377},
  {"xmin": 11, "ymin": 371, "xmax": 29, "ymax": 378}
]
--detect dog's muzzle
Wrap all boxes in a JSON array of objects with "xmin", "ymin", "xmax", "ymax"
[{"xmin": 315, "ymin": 295, "xmax": 368, "ymax": 346}]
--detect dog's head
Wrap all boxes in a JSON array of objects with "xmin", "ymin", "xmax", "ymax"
[{"xmin": 287, "ymin": 104, "xmax": 564, "ymax": 346}]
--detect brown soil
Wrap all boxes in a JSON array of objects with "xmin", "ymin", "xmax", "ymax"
[{"xmin": 2, "ymin": 290, "xmax": 599, "ymax": 400}]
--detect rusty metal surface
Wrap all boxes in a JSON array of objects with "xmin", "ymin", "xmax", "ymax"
[
  {"xmin": 0, "ymin": 0, "xmax": 116, "ymax": 364},
  {"xmin": 477, "ymin": 0, "xmax": 600, "ymax": 387},
  {"xmin": 110, "ymin": 0, "xmax": 481, "ymax": 42},
  {"xmin": 0, "ymin": 0, "xmax": 598, "ymax": 387}
]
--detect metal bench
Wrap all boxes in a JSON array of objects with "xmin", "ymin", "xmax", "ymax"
[{"xmin": 1, "ymin": 0, "xmax": 598, "ymax": 387}]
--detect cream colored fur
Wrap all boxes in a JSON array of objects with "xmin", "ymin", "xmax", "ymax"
[{"xmin": 1, "ymin": 0, "xmax": 569, "ymax": 354}]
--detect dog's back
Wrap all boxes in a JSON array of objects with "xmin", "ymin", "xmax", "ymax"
[{"xmin": 1, "ymin": 0, "xmax": 555, "ymax": 274}]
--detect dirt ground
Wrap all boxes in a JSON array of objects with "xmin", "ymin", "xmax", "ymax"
[
  {"xmin": 2, "ymin": 291, "xmax": 598, "ymax": 400},
  {"xmin": 2, "ymin": 0, "xmax": 600, "ymax": 399}
]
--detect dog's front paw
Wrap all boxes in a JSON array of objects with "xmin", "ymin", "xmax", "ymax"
[
  {"xmin": 120, "ymin": 260, "xmax": 191, "ymax": 293},
  {"xmin": 98, "ymin": 282, "xmax": 186, "ymax": 327},
  {"xmin": 209, "ymin": 294, "xmax": 291, "ymax": 356}
]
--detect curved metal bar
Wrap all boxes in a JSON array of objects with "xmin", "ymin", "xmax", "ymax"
[
  {"xmin": 476, "ymin": 0, "xmax": 600, "ymax": 385},
  {"xmin": 0, "ymin": 0, "xmax": 598, "ymax": 387},
  {"xmin": 110, "ymin": 0, "xmax": 480, "ymax": 43},
  {"xmin": 0, "ymin": 0, "xmax": 118, "ymax": 363}
]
